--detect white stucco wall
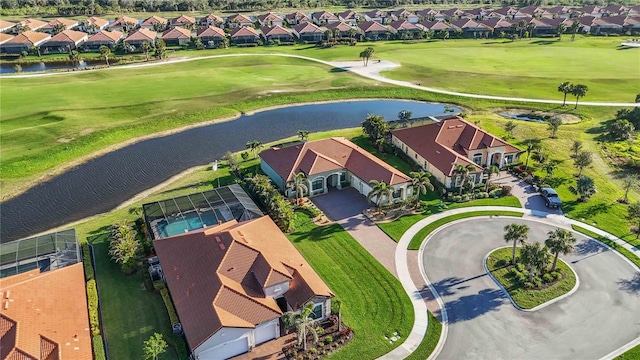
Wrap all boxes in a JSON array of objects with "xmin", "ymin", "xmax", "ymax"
[{"xmin": 260, "ymin": 160, "xmax": 285, "ymax": 191}]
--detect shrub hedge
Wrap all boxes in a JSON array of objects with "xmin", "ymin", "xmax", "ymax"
[
  {"xmin": 160, "ymin": 288, "xmax": 180, "ymax": 325},
  {"xmin": 92, "ymin": 335, "xmax": 106, "ymax": 360},
  {"xmin": 86, "ymin": 279, "xmax": 100, "ymax": 336},
  {"xmin": 82, "ymin": 243, "xmax": 94, "ymax": 281}
]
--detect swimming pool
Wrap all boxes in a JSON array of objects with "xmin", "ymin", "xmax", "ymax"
[{"xmin": 155, "ymin": 210, "xmax": 228, "ymax": 238}]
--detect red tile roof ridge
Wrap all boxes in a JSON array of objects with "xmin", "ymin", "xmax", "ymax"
[
  {"xmin": 332, "ymin": 137, "xmax": 411, "ymax": 182},
  {"xmin": 217, "ymin": 276, "xmax": 282, "ymax": 315}
]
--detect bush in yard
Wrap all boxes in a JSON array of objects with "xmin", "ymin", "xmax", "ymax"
[
  {"xmin": 524, "ymin": 281, "xmax": 536, "ymax": 289},
  {"xmin": 153, "ymin": 280, "xmax": 166, "ymax": 292},
  {"xmin": 86, "ymin": 279, "xmax": 100, "ymax": 336},
  {"xmin": 542, "ymin": 273, "xmax": 554, "ymax": 283},
  {"xmin": 451, "ymin": 195, "xmax": 462, "ymax": 202},
  {"xmin": 489, "ymin": 189, "xmax": 502, "ymax": 198},
  {"xmin": 82, "ymin": 243, "xmax": 94, "ymax": 281},
  {"xmin": 92, "ymin": 335, "xmax": 106, "ymax": 360},
  {"xmin": 475, "ymin": 192, "xmax": 489, "ymax": 199},
  {"xmin": 325, "ymin": 336, "xmax": 333, "ymax": 344},
  {"xmin": 160, "ymin": 288, "xmax": 180, "ymax": 325},
  {"xmin": 552, "ymin": 271, "xmax": 562, "ymax": 280},
  {"xmin": 501, "ymin": 185, "xmax": 512, "ymax": 196}
]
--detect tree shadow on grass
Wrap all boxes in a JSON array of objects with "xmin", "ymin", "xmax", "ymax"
[
  {"xmin": 617, "ymin": 273, "xmax": 640, "ymax": 294},
  {"xmin": 545, "ymin": 176, "xmax": 571, "ymax": 188},
  {"xmin": 444, "ymin": 288, "xmax": 507, "ymax": 324},
  {"xmin": 530, "ymin": 40, "xmax": 557, "ymax": 45},
  {"xmin": 290, "ymin": 224, "xmax": 342, "ymax": 243},
  {"xmin": 573, "ymin": 202, "xmax": 614, "ymax": 219},
  {"xmin": 330, "ymin": 67, "xmax": 348, "ymax": 73}
]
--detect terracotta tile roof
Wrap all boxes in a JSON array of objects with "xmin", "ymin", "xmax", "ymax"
[
  {"xmin": 311, "ymin": 10, "xmax": 338, "ymax": 20},
  {"xmin": 441, "ymin": 8, "xmax": 465, "ymax": 16},
  {"xmin": 109, "ymin": 16, "xmax": 139, "ymax": 27},
  {"xmin": 154, "ymin": 216, "xmax": 332, "ymax": 351},
  {"xmin": 230, "ymin": 26, "xmax": 259, "ymax": 38},
  {"xmin": 338, "ymin": 10, "xmax": 358, "ymax": 20},
  {"xmin": 162, "ymin": 26, "xmax": 191, "ymax": 39},
  {"xmin": 5, "ymin": 30, "xmax": 50, "ymax": 45},
  {"xmin": 419, "ymin": 20, "xmax": 455, "ymax": 31},
  {"xmin": 124, "ymin": 28, "xmax": 157, "ymax": 42},
  {"xmin": 261, "ymin": 25, "xmax": 292, "ymax": 36},
  {"xmin": 481, "ymin": 18, "xmax": 514, "ymax": 29},
  {"xmin": 389, "ymin": 19, "xmax": 420, "ymax": 31},
  {"xmin": 392, "ymin": 116, "xmax": 521, "ymax": 176},
  {"xmin": 358, "ymin": 20, "xmax": 389, "ymax": 32},
  {"xmin": 285, "ymin": 12, "xmax": 311, "ymax": 22},
  {"xmin": 325, "ymin": 21, "xmax": 356, "ymax": 32},
  {"xmin": 17, "ymin": 18, "xmax": 47, "ymax": 30},
  {"xmin": 260, "ymin": 137, "xmax": 411, "ymax": 186},
  {"xmin": 84, "ymin": 16, "xmax": 108, "ymax": 28},
  {"xmin": 0, "ymin": 263, "xmax": 91, "ymax": 360},
  {"xmin": 199, "ymin": 14, "xmax": 223, "ymax": 25},
  {"xmin": 542, "ymin": 17, "xmax": 570, "ymax": 27},
  {"xmin": 45, "ymin": 29, "xmax": 87, "ymax": 43},
  {"xmin": 451, "ymin": 18, "xmax": 487, "ymax": 29},
  {"xmin": 545, "ymin": 6, "xmax": 570, "ymax": 14},
  {"xmin": 45, "ymin": 17, "xmax": 78, "ymax": 28},
  {"xmin": 415, "ymin": 8, "xmax": 440, "ymax": 17},
  {"xmin": 0, "ymin": 33, "xmax": 15, "ymax": 44},
  {"xmin": 576, "ymin": 15, "xmax": 597, "ymax": 26},
  {"xmin": 196, "ymin": 25, "xmax": 225, "ymax": 38},
  {"xmin": 0, "ymin": 20, "xmax": 16, "ymax": 29},
  {"xmin": 292, "ymin": 22, "xmax": 323, "ymax": 34},
  {"xmin": 364, "ymin": 9, "xmax": 387, "ymax": 18},
  {"xmin": 592, "ymin": 17, "xmax": 623, "ymax": 27},
  {"xmin": 227, "ymin": 13, "xmax": 253, "ymax": 23},
  {"xmin": 258, "ymin": 12, "xmax": 282, "ymax": 23},
  {"xmin": 171, "ymin": 15, "xmax": 196, "ymax": 25},
  {"xmin": 141, "ymin": 15, "xmax": 168, "ymax": 27},
  {"xmin": 86, "ymin": 29, "xmax": 124, "ymax": 43}
]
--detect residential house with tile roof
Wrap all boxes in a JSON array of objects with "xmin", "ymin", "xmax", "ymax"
[
  {"xmin": 0, "ymin": 263, "xmax": 92, "ymax": 360},
  {"xmin": 440, "ymin": 8, "xmax": 465, "ymax": 20},
  {"xmin": 161, "ymin": 26, "xmax": 191, "ymax": 45},
  {"xmin": 392, "ymin": 116, "xmax": 521, "ymax": 188},
  {"xmin": 84, "ymin": 29, "xmax": 124, "ymax": 50},
  {"xmin": 197, "ymin": 26, "xmax": 226, "ymax": 47},
  {"xmin": 325, "ymin": 21, "xmax": 361, "ymax": 38},
  {"xmin": 389, "ymin": 20, "xmax": 421, "ymax": 38},
  {"xmin": 140, "ymin": 15, "xmax": 168, "ymax": 31},
  {"xmin": 284, "ymin": 11, "xmax": 312, "ymax": 25},
  {"xmin": 450, "ymin": 18, "xmax": 491, "ymax": 38},
  {"xmin": 108, "ymin": 16, "xmax": 139, "ymax": 32},
  {"xmin": 311, "ymin": 10, "xmax": 339, "ymax": 25},
  {"xmin": 41, "ymin": 17, "xmax": 79, "ymax": 34},
  {"xmin": 358, "ymin": 20, "xmax": 393, "ymax": 40},
  {"xmin": 41, "ymin": 29, "xmax": 88, "ymax": 52},
  {"xmin": 0, "ymin": 33, "xmax": 14, "ymax": 45},
  {"xmin": 291, "ymin": 22, "xmax": 324, "ymax": 42},
  {"xmin": 260, "ymin": 137, "xmax": 412, "ymax": 202},
  {"xmin": 480, "ymin": 18, "xmax": 515, "ymax": 34},
  {"xmin": 199, "ymin": 14, "xmax": 224, "ymax": 28},
  {"xmin": 261, "ymin": 25, "xmax": 293, "ymax": 43},
  {"xmin": 416, "ymin": 8, "xmax": 445, "ymax": 21},
  {"xmin": 154, "ymin": 216, "xmax": 333, "ymax": 360},
  {"xmin": 78, "ymin": 16, "xmax": 109, "ymax": 33},
  {"xmin": 363, "ymin": 9, "xmax": 389, "ymax": 23},
  {"xmin": 337, "ymin": 10, "xmax": 359, "ymax": 25},
  {"xmin": 123, "ymin": 28, "xmax": 157, "ymax": 49},
  {"xmin": 226, "ymin": 13, "xmax": 253, "ymax": 29},
  {"xmin": 462, "ymin": 7, "xmax": 488, "ymax": 20},
  {"xmin": 229, "ymin": 26, "xmax": 260, "ymax": 45},
  {"xmin": 257, "ymin": 12, "xmax": 284, "ymax": 27},
  {"xmin": 15, "ymin": 18, "xmax": 47, "ymax": 32},
  {"xmin": 0, "ymin": 30, "xmax": 50, "ymax": 53},
  {"xmin": 0, "ymin": 20, "xmax": 16, "ymax": 33},
  {"xmin": 419, "ymin": 20, "xmax": 457, "ymax": 33},
  {"xmin": 390, "ymin": 8, "xmax": 419, "ymax": 23},
  {"xmin": 171, "ymin": 15, "xmax": 196, "ymax": 28}
]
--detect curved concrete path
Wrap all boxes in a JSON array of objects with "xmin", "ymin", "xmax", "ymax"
[
  {"xmin": 391, "ymin": 206, "xmax": 640, "ymax": 360},
  {"xmin": 4, "ymin": 53, "xmax": 639, "ymax": 107}
]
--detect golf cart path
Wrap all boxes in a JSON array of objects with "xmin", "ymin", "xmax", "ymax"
[
  {"xmin": 383, "ymin": 206, "xmax": 640, "ymax": 360},
  {"xmin": 4, "ymin": 54, "xmax": 639, "ymax": 107}
]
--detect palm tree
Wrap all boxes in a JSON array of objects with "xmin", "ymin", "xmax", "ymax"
[
  {"xmin": 573, "ymin": 175, "xmax": 596, "ymax": 201},
  {"xmin": 287, "ymin": 172, "xmax": 308, "ymax": 201},
  {"xmin": 282, "ymin": 302, "xmax": 323, "ymax": 351},
  {"xmin": 348, "ymin": 28, "xmax": 357, "ymax": 41},
  {"xmin": 298, "ymin": 129, "xmax": 310, "ymax": 141},
  {"xmin": 141, "ymin": 41, "xmax": 152, "ymax": 61},
  {"xmin": 359, "ymin": 46, "xmax": 375, "ymax": 66},
  {"xmin": 556, "ymin": 23, "xmax": 567, "ymax": 40},
  {"xmin": 571, "ymin": 84, "xmax": 588, "ymax": 109},
  {"xmin": 517, "ymin": 20, "xmax": 526, "ymax": 38},
  {"xmin": 484, "ymin": 165, "xmax": 500, "ymax": 191},
  {"xmin": 542, "ymin": 159, "xmax": 562, "ymax": 179},
  {"xmin": 523, "ymin": 138, "xmax": 542, "ymax": 170},
  {"xmin": 452, "ymin": 164, "xmax": 476, "ymax": 195},
  {"xmin": 527, "ymin": 22, "xmax": 536, "ymax": 38},
  {"xmin": 504, "ymin": 223, "xmax": 529, "ymax": 266},
  {"xmin": 531, "ymin": 150, "xmax": 547, "ymax": 166},
  {"xmin": 68, "ymin": 50, "xmax": 81, "ymax": 68},
  {"xmin": 367, "ymin": 180, "xmax": 393, "ymax": 211},
  {"xmin": 558, "ymin": 82, "xmax": 573, "ymax": 106},
  {"xmin": 547, "ymin": 117, "xmax": 563, "ymax": 138},
  {"xmin": 410, "ymin": 171, "xmax": 434, "ymax": 206},
  {"xmin": 570, "ymin": 140, "xmax": 583, "ymax": 158},
  {"xmin": 574, "ymin": 150, "xmax": 593, "ymax": 177},
  {"xmin": 99, "ymin": 45, "xmax": 111, "ymax": 66},
  {"xmin": 545, "ymin": 229, "xmax": 577, "ymax": 271},
  {"xmin": 570, "ymin": 20, "xmax": 580, "ymax": 41},
  {"xmin": 246, "ymin": 140, "xmax": 263, "ymax": 158},
  {"xmin": 622, "ymin": 174, "xmax": 638, "ymax": 204},
  {"xmin": 154, "ymin": 39, "xmax": 167, "ymax": 59},
  {"xmin": 520, "ymin": 242, "xmax": 550, "ymax": 282}
]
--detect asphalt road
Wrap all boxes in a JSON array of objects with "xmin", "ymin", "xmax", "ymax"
[{"xmin": 423, "ymin": 217, "xmax": 640, "ymax": 360}]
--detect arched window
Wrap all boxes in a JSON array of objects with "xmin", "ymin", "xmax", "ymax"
[{"xmin": 472, "ymin": 153, "xmax": 483, "ymax": 166}]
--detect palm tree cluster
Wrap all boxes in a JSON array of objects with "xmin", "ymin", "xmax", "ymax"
[
  {"xmin": 109, "ymin": 220, "xmax": 142, "ymax": 274},
  {"xmin": 361, "ymin": 114, "xmax": 388, "ymax": 147},
  {"xmin": 246, "ymin": 174, "xmax": 295, "ymax": 233},
  {"xmin": 367, "ymin": 180, "xmax": 393, "ymax": 211},
  {"xmin": 557, "ymin": 82, "xmax": 589, "ymax": 109},
  {"xmin": 503, "ymin": 224, "xmax": 577, "ymax": 287},
  {"xmin": 359, "ymin": 46, "xmax": 375, "ymax": 67},
  {"xmin": 282, "ymin": 302, "xmax": 324, "ymax": 352},
  {"xmin": 287, "ymin": 172, "xmax": 309, "ymax": 203}
]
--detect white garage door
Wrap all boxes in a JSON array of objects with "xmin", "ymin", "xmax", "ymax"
[
  {"xmin": 254, "ymin": 321, "xmax": 278, "ymax": 345},
  {"xmin": 203, "ymin": 337, "xmax": 249, "ymax": 360}
]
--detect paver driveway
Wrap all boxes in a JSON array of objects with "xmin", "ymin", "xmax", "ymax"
[{"xmin": 423, "ymin": 217, "xmax": 640, "ymax": 360}]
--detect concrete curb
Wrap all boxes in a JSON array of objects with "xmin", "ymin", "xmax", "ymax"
[{"xmin": 482, "ymin": 245, "xmax": 580, "ymax": 312}]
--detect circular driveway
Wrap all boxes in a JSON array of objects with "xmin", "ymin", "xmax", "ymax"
[{"xmin": 423, "ymin": 217, "xmax": 640, "ymax": 360}]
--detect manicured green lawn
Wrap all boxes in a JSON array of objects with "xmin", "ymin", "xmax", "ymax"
[
  {"xmin": 405, "ymin": 311, "xmax": 442, "ymax": 360},
  {"xmin": 378, "ymin": 196, "xmax": 522, "ymax": 244},
  {"xmin": 616, "ymin": 344, "xmax": 640, "ymax": 359},
  {"xmin": 486, "ymin": 247, "xmax": 576, "ymax": 310},
  {"xmin": 287, "ymin": 212, "xmax": 414, "ymax": 359}
]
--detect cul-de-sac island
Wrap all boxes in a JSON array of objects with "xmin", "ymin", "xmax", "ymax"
[{"xmin": 1, "ymin": 3, "xmax": 640, "ymax": 360}]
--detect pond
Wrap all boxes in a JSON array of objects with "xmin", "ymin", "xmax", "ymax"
[
  {"xmin": 0, "ymin": 100, "xmax": 460, "ymax": 242},
  {"xmin": 0, "ymin": 60, "xmax": 89, "ymax": 73}
]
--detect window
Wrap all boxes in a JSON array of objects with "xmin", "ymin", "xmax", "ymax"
[
  {"xmin": 505, "ymin": 155, "xmax": 513, "ymax": 165},
  {"xmin": 340, "ymin": 172, "xmax": 346, "ymax": 183},
  {"xmin": 454, "ymin": 175, "xmax": 462, "ymax": 187},
  {"xmin": 414, "ymin": 153, "xmax": 418, "ymax": 159},
  {"xmin": 392, "ymin": 188, "xmax": 402, "ymax": 199},
  {"xmin": 274, "ymin": 285, "xmax": 282, "ymax": 294},
  {"xmin": 469, "ymin": 174, "xmax": 476, "ymax": 184},
  {"xmin": 312, "ymin": 178, "xmax": 323, "ymax": 191},
  {"xmin": 423, "ymin": 161, "xmax": 428, "ymax": 171},
  {"xmin": 310, "ymin": 303, "xmax": 323, "ymax": 320},
  {"xmin": 472, "ymin": 153, "xmax": 483, "ymax": 166}
]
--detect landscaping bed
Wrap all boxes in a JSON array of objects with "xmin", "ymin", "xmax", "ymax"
[
  {"xmin": 486, "ymin": 247, "xmax": 576, "ymax": 309},
  {"xmin": 282, "ymin": 316, "xmax": 354, "ymax": 359}
]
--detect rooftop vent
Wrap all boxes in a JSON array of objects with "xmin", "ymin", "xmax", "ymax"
[
  {"xmin": 219, "ymin": 243, "xmax": 226, "ymax": 251},
  {"xmin": 447, "ymin": 126, "xmax": 455, "ymax": 129},
  {"xmin": 456, "ymin": 125, "xmax": 463, "ymax": 128}
]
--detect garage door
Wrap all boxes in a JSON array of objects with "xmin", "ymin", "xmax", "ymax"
[
  {"xmin": 202, "ymin": 337, "xmax": 249, "ymax": 360},
  {"xmin": 254, "ymin": 320, "xmax": 278, "ymax": 345}
]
